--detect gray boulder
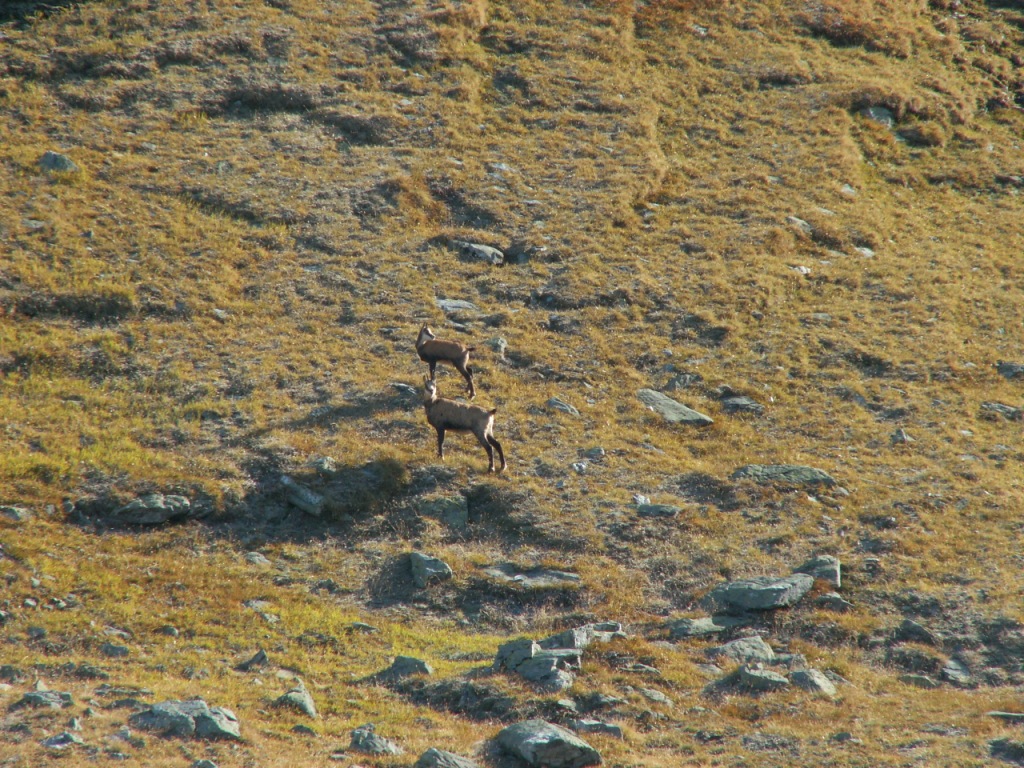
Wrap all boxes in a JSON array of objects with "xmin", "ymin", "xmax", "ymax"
[
  {"xmin": 496, "ymin": 719, "xmax": 601, "ymax": 768},
  {"xmin": 415, "ymin": 748, "xmax": 481, "ymax": 768},
  {"xmin": 816, "ymin": 592, "xmax": 854, "ymax": 612},
  {"xmin": 794, "ymin": 555, "xmax": 841, "ymax": 588},
  {"xmin": 376, "ymin": 655, "xmax": 433, "ymax": 682},
  {"xmin": 707, "ymin": 636, "xmax": 775, "ymax": 665},
  {"xmin": 109, "ymin": 493, "xmax": 192, "ymax": 525},
  {"xmin": 350, "ymin": 723, "xmax": 403, "ymax": 755},
  {"xmin": 703, "ymin": 574, "xmax": 814, "ymax": 614},
  {"xmin": 731, "ymin": 464, "xmax": 837, "ymax": 486},
  {"xmin": 791, "ymin": 668, "xmax": 837, "ymax": 697},
  {"xmin": 39, "ymin": 151, "xmax": 79, "ymax": 173},
  {"xmin": 274, "ymin": 679, "xmax": 317, "ymax": 718},
  {"xmin": 41, "ymin": 731, "xmax": 85, "ymax": 749},
  {"xmin": 547, "ymin": 397, "xmax": 580, "ymax": 416},
  {"xmin": 0, "ymin": 506, "xmax": 31, "ymax": 522},
  {"xmin": 494, "ymin": 638, "xmax": 579, "ymax": 692},
  {"xmin": 738, "ymin": 665, "xmax": 790, "ymax": 692},
  {"xmin": 410, "ymin": 552, "xmax": 454, "ymax": 588},
  {"xmin": 637, "ymin": 389, "xmax": 713, "ymax": 426},
  {"xmin": 129, "ymin": 700, "xmax": 240, "ymax": 740},
  {"xmin": 894, "ymin": 618, "xmax": 939, "ymax": 646},
  {"xmin": 482, "ymin": 563, "xmax": 581, "ymax": 590},
  {"xmin": 279, "ymin": 475, "xmax": 324, "ymax": 516}
]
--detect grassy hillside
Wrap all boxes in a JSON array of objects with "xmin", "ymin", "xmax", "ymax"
[{"xmin": 2, "ymin": 0, "xmax": 1024, "ymax": 765}]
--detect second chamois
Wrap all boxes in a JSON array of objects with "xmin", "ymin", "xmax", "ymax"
[
  {"xmin": 415, "ymin": 324, "xmax": 476, "ymax": 399},
  {"xmin": 423, "ymin": 379, "xmax": 506, "ymax": 472}
]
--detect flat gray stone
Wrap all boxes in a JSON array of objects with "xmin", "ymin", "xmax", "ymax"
[
  {"xmin": 637, "ymin": 503, "xmax": 681, "ymax": 518},
  {"xmin": 703, "ymin": 574, "xmax": 814, "ymax": 614},
  {"xmin": 415, "ymin": 747, "xmax": 481, "ymax": 768},
  {"xmin": 720, "ymin": 395, "xmax": 765, "ymax": 416},
  {"xmin": 666, "ymin": 615, "xmax": 749, "ymax": 640},
  {"xmin": 547, "ymin": 397, "xmax": 580, "ymax": 416},
  {"xmin": 637, "ymin": 389, "xmax": 713, "ymax": 426},
  {"xmin": 496, "ymin": 719, "xmax": 601, "ymax": 768},
  {"xmin": 350, "ymin": 723, "xmax": 403, "ymax": 755},
  {"xmin": 707, "ymin": 636, "xmax": 775, "ymax": 665},
  {"xmin": 482, "ymin": 563, "xmax": 581, "ymax": 590},
  {"xmin": 15, "ymin": 690, "xmax": 73, "ymax": 709},
  {"xmin": 943, "ymin": 658, "xmax": 972, "ymax": 687},
  {"xmin": 41, "ymin": 731, "xmax": 85, "ymax": 749},
  {"xmin": 794, "ymin": 555, "xmax": 841, "ymax": 588},
  {"xmin": 989, "ymin": 712, "xmax": 1024, "ymax": 724},
  {"xmin": 435, "ymin": 299, "xmax": 479, "ymax": 314},
  {"xmin": 410, "ymin": 552, "xmax": 454, "ymax": 588},
  {"xmin": 571, "ymin": 719, "xmax": 623, "ymax": 738},
  {"xmin": 731, "ymin": 464, "xmax": 837, "ymax": 486},
  {"xmin": 109, "ymin": 493, "xmax": 192, "ymax": 525},
  {"xmin": 791, "ymin": 668, "xmax": 837, "ymax": 697}
]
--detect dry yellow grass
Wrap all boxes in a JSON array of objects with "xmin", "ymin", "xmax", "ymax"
[{"xmin": 1, "ymin": 0, "xmax": 1024, "ymax": 765}]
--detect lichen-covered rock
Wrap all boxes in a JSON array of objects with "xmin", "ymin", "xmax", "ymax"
[
  {"xmin": 496, "ymin": 719, "xmax": 601, "ymax": 768},
  {"xmin": 791, "ymin": 668, "xmax": 837, "ymax": 697},
  {"xmin": 274, "ymin": 679, "xmax": 317, "ymax": 718},
  {"xmin": 108, "ymin": 493, "xmax": 193, "ymax": 525},
  {"xmin": 707, "ymin": 636, "xmax": 776, "ymax": 665},
  {"xmin": 702, "ymin": 574, "xmax": 814, "ymax": 614},
  {"xmin": 350, "ymin": 723, "xmax": 402, "ymax": 755},
  {"xmin": 410, "ymin": 552, "xmax": 454, "ymax": 588},
  {"xmin": 794, "ymin": 555, "xmax": 841, "ymax": 588},
  {"xmin": 129, "ymin": 700, "xmax": 240, "ymax": 740},
  {"xmin": 731, "ymin": 464, "xmax": 837, "ymax": 486}
]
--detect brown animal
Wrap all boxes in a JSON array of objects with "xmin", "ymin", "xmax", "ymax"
[
  {"xmin": 423, "ymin": 379, "xmax": 505, "ymax": 472},
  {"xmin": 416, "ymin": 324, "xmax": 475, "ymax": 399}
]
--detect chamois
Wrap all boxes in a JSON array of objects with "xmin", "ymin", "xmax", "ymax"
[
  {"xmin": 416, "ymin": 324, "xmax": 476, "ymax": 399},
  {"xmin": 423, "ymin": 379, "xmax": 505, "ymax": 473}
]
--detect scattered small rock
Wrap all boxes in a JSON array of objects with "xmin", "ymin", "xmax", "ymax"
[
  {"xmin": 980, "ymin": 402, "xmax": 1022, "ymax": 421},
  {"xmin": 41, "ymin": 731, "xmax": 85, "ymax": 750},
  {"xmin": 894, "ymin": 618, "xmax": 940, "ymax": 646},
  {"xmin": 900, "ymin": 674, "xmax": 941, "ymax": 689},
  {"xmin": 451, "ymin": 240, "xmax": 504, "ymax": 265},
  {"xmin": 14, "ymin": 690, "xmax": 73, "ymax": 709},
  {"xmin": 636, "ymin": 503, "xmax": 681, "ymax": 518},
  {"xmin": 100, "ymin": 643, "xmax": 130, "ymax": 658},
  {"xmin": 571, "ymin": 719, "xmax": 623, "ymax": 738},
  {"xmin": 0, "ymin": 506, "xmax": 31, "ymax": 522},
  {"xmin": 816, "ymin": 592, "xmax": 854, "ymax": 612},
  {"xmin": 482, "ymin": 563, "xmax": 581, "ymax": 590},
  {"xmin": 547, "ymin": 397, "xmax": 580, "ymax": 416},
  {"xmin": 244, "ymin": 552, "xmax": 272, "ymax": 566}
]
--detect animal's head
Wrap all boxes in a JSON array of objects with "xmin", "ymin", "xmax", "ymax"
[
  {"xmin": 417, "ymin": 324, "xmax": 436, "ymax": 344},
  {"xmin": 423, "ymin": 377, "xmax": 439, "ymax": 401}
]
